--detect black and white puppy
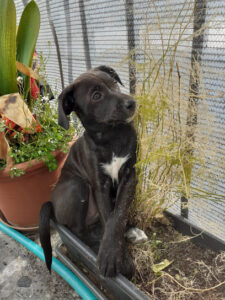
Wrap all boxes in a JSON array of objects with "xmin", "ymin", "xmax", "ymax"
[{"xmin": 39, "ymin": 66, "xmax": 137, "ymax": 278}]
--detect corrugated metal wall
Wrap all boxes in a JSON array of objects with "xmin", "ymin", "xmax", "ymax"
[{"xmin": 14, "ymin": 0, "xmax": 225, "ymax": 242}]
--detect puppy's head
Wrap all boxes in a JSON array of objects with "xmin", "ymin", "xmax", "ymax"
[{"xmin": 58, "ymin": 66, "xmax": 136, "ymax": 130}]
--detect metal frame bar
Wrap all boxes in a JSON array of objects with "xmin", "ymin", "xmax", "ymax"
[
  {"xmin": 182, "ymin": 0, "xmax": 207, "ymax": 218},
  {"xmin": 125, "ymin": 0, "xmax": 136, "ymax": 94},
  {"xmin": 79, "ymin": 0, "xmax": 92, "ymax": 70}
]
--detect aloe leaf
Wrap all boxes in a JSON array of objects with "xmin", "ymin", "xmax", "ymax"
[
  {"xmin": 16, "ymin": 0, "xmax": 40, "ymax": 68},
  {"xmin": 16, "ymin": 0, "xmax": 40, "ymax": 97},
  {"xmin": 0, "ymin": 0, "xmax": 18, "ymax": 95}
]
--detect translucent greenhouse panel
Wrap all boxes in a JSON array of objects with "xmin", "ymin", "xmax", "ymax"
[
  {"xmin": 133, "ymin": 0, "xmax": 194, "ymax": 91},
  {"xmin": 83, "ymin": 0, "xmax": 130, "ymax": 90},
  {"xmin": 36, "ymin": 0, "xmax": 63, "ymax": 93},
  {"xmin": 188, "ymin": 0, "xmax": 225, "ymax": 241},
  {"xmin": 133, "ymin": 0, "xmax": 195, "ymax": 216},
  {"xmin": 47, "ymin": 0, "xmax": 88, "ymax": 86},
  {"xmin": 15, "ymin": 1, "xmax": 24, "ymax": 23}
]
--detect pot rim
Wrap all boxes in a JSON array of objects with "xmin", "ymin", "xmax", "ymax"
[
  {"xmin": 0, "ymin": 210, "xmax": 39, "ymax": 232},
  {"xmin": 0, "ymin": 149, "xmax": 65, "ymax": 180},
  {"xmin": 0, "ymin": 137, "xmax": 77, "ymax": 180}
]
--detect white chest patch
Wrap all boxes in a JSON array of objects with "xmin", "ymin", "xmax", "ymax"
[{"xmin": 101, "ymin": 153, "xmax": 129, "ymax": 182}]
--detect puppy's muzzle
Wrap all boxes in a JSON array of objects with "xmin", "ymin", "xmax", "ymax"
[
  {"xmin": 124, "ymin": 99, "xmax": 136, "ymax": 112},
  {"xmin": 124, "ymin": 98, "xmax": 136, "ymax": 123}
]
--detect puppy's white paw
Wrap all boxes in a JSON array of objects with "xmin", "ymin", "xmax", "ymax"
[{"xmin": 125, "ymin": 227, "xmax": 148, "ymax": 244}]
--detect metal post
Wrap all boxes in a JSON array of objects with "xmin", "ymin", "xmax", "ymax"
[
  {"xmin": 46, "ymin": 0, "xmax": 65, "ymax": 90},
  {"xmin": 63, "ymin": 0, "xmax": 73, "ymax": 83},
  {"xmin": 79, "ymin": 0, "xmax": 92, "ymax": 70},
  {"xmin": 181, "ymin": 0, "xmax": 207, "ymax": 218},
  {"xmin": 125, "ymin": 0, "xmax": 136, "ymax": 94}
]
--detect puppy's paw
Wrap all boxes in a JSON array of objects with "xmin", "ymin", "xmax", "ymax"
[
  {"xmin": 97, "ymin": 245, "xmax": 122, "ymax": 277},
  {"xmin": 120, "ymin": 252, "xmax": 135, "ymax": 280}
]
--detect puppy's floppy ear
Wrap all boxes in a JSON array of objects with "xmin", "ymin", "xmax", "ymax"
[
  {"xmin": 58, "ymin": 84, "xmax": 75, "ymax": 130},
  {"xmin": 95, "ymin": 65, "xmax": 124, "ymax": 86}
]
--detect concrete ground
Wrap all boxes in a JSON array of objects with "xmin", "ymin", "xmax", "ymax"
[{"xmin": 0, "ymin": 229, "xmax": 81, "ymax": 300}]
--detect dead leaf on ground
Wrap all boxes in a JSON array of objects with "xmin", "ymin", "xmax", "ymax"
[
  {"xmin": 151, "ymin": 259, "xmax": 173, "ymax": 274},
  {"xmin": 155, "ymin": 213, "xmax": 171, "ymax": 226}
]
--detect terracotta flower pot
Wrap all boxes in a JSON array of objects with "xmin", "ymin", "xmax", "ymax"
[{"xmin": 0, "ymin": 148, "xmax": 69, "ymax": 230}]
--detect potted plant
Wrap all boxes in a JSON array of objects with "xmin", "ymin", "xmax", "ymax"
[{"xmin": 0, "ymin": 0, "xmax": 74, "ymax": 230}]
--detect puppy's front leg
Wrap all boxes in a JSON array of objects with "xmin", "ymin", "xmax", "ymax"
[
  {"xmin": 94, "ymin": 176, "xmax": 113, "ymax": 227},
  {"xmin": 97, "ymin": 167, "xmax": 136, "ymax": 277}
]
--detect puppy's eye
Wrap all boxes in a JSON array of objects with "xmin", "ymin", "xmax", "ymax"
[{"xmin": 92, "ymin": 92, "xmax": 102, "ymax": 101}]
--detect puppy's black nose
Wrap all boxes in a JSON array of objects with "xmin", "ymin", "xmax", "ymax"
[{"xmin": 125, "ymin": 99, "xmax": 136, "ymax": 111}]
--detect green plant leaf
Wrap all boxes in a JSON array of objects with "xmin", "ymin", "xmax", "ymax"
[
  {"xmin": 0, "ymin": 0, "xmax": 18, "ymax": 95},
  {"xmin": 16, "ymin": 0, "xmax": 40, "ymax": 97}
]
